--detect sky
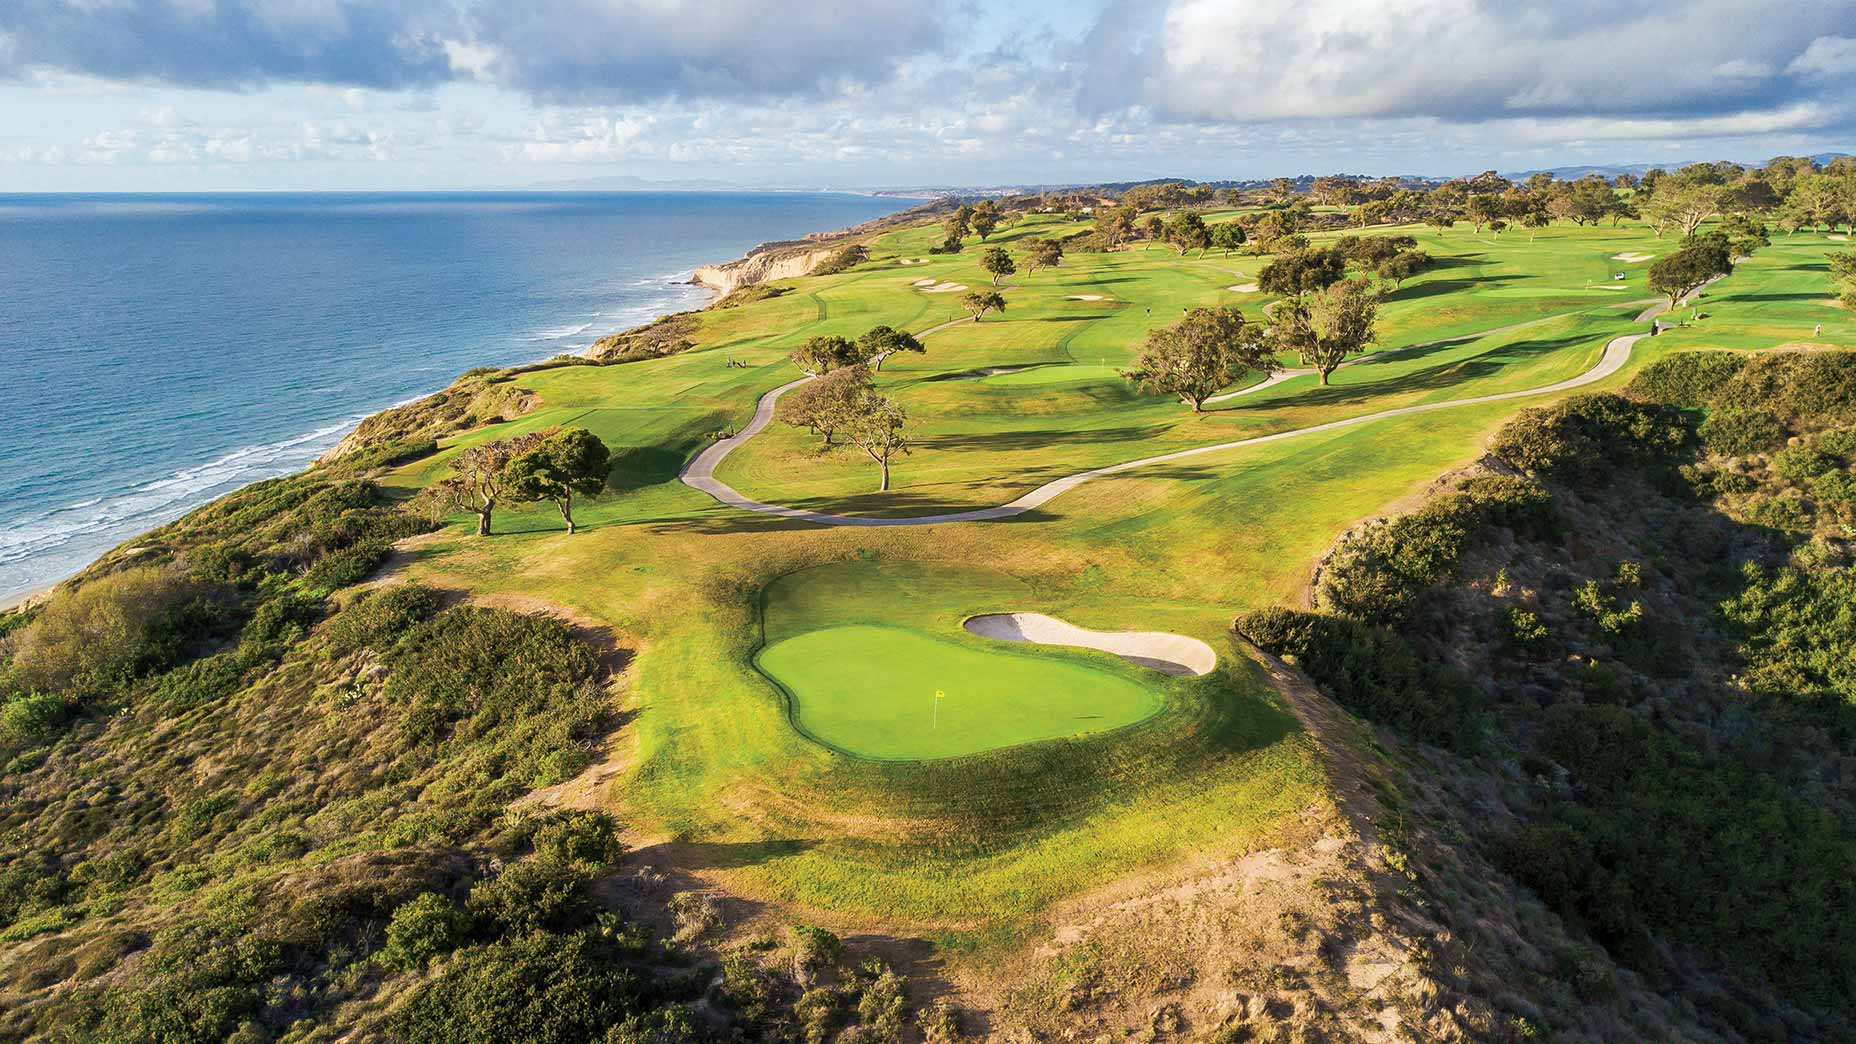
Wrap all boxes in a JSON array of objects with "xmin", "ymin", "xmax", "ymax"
[{"xmin": 0, "ymin": 0, "xmax": 1851, "ymax": 192}]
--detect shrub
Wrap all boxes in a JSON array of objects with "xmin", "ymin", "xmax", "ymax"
[
  {"xmin": 1503, "ymin": 608, "xmax": 1550, "ymax": 654},
  {"xmin": 810, "ymin": 243, "xmax": 869, "ymax": 276},
  {"xmin": 4, "ymin": 566, "xmax": 208, "ymax": 696},
  {"xmin": 388, "ymin": 933, "xmax": 642, "ymax": 1044},
  {"xmin": 1489, "ymin": 394, "xmax": 1692, "ymax": 488},
  {"xmin": 147, "ymin": 651, "xmax": 250, "ymax": 711},
  {"xmin": 1318, "ymin": 475, "xmax": 1557, "ymax": 626},
  {"xmin": 1625, "ymin": 350, "xmax": 1746, "ymax": 408},
  {"xmin": 326, "ymin": 583, "xmax": 441, "ymax": 653},
  {"xmin": 1774, "ymin": 443, "xmax": 1839, "ymax": 482},
  {"xmin": 1237, "ymin": 607, "xmax": 1483, "ymax": 747},
  {"xmin": 0, "ymin": 692, "xmax": 71, "ymax": 747},
  {"xmin": 530, "ymin": 811, "xmax": 624, "ymax": 869},
  {"xmin": 467, "ymin": 857, "xmax": 597, "ymax": 935},
  {"xmin": 302, "ymin": 540, "xmax": 391, "ymax": 593},
  {"xmin": 383, "ymin": 892, "xmax": 474, "ymax": 970},
  {"xmin": 242, "ymin": 593, "xmax": 324, "ymax": 647},
  {"xmin": 386, "ymin": 607, "xmax": 602, "ymax": 749},
  {"xmin": 1698, "ymin": 409, "xmax": 1784, "ymax": 456},
  {"xmin": 1710, "ymin": 350, "xmax": 1856, "ymax": 430}
]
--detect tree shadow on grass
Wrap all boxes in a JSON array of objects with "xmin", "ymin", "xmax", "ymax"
[
  {"xmin": 1716, "ymin": 292, "xmax": 1832, "ymax": 303},
  {"xmin": 637, "ymin": 838, "xmax": 817, "ymax": 871},
  {"xmin": 1382, "ymin": 273, "xmax": 1523, "ymax": 302},
  {"xmin": 919, "ymin": 423, "xmax": 1168, "ymax": 453},
  {"xmin": 1216, "ymin": 331, "xmax": 1591, "ymax": 412}
]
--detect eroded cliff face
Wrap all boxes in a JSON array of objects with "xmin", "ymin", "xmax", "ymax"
[{"xmin": 692, "ymin": 246, "xmax": 835, "ymax": 294}]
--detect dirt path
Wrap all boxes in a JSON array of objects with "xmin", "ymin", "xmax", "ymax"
[{"xmin": 680, "ymin": 287, "xmax": 1712, "ymax": 528}]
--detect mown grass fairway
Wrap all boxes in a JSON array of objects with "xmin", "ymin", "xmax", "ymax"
[
  {"xmin": 382, "ymin": 207, "xmax": 1853, "ymax": 938},
  {"xmin": 759, "ymin": 620, "xmax": 1162, "ymax": 760}
]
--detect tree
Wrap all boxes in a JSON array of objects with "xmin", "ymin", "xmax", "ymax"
[
  {"xmin": 1647, "ymin": 241, "xmax": 1733, "ymax": 310},
  {"xmin": 980, "ymin": 246, "xmax": 1016, "ymax": 286},
  {"xmin": 970, "ymin": 200, "xmax": 1000, "ymax": 240},
  {"xmin": 505, "ymin": 428, "xmax": 611, "ymax": 535},
  {"xmin": 1023, "ymin": 237, "xmax": 1064, "ymax": 271},
  {"xmin": 790, "ymin": 335, "xmax": 859, "ymax": 375},
  {"xmin": 855, "ymin": 324, "xmax": 925, "ymax": 372},
  {"xmin": 776, "ymin": 365, "xmax": 872, "ymax": 445},
  {"xmin": 1829, "ymin": 249, "xmax": 1856, "ymax": 306},
  {"xmin": 1164, "ymin": 209, "xmax": 1212, "ymax": 255},
  {"xmin": 1466, "ymin": 193, "xmax": 1506, "ymax": 234},
  {"xmin": 1096, "ymin": 205, "xmax": 1137, "ymax": 249},
  {"xmin": 1211, "ymin": 221, "xmax": 1247, "ymax": 255},
  {"xmin": 840, "ymin": 391, "xmax": 911, "ymax": 491},
  {"xmin": 1121, "ymin": 306, "xmax": 1275, "ymax": 412},
  {"xmin": 1376, "ymin": 250, "xmax": 1432, "ymax": 291},
  {"xmin": 428, "ymin": 432, "xmax": 547, "ymax": 536},
  {"xmin": 939, "ymin": 204, "xmax": 972, "ymax": 252},
  {"xmin": 1269, "ymin": 177, "xmax": 1297, "ymax": 204},
  {"xmin": 1270, "ymin": 279, "xmax": 1380, "ymax": 386},
  {"xmin": 1258, "ymin": 247, "xmax": 1348, "ymax": 296},
  {"xmin": 1642, "ymin": 181, "xmax": 1727, "ymax": 238},
  {"xmin": 960, "ymin": 290, "xmax": 1006, "ymax": 321}
]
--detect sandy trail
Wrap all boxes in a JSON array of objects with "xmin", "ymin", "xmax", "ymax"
[{"xmin": 964, "ymin": 612, "xmax": 1217, "ymax": 676}]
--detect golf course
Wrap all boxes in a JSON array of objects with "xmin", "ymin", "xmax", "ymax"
[{"xmin": 368, "ymin": 196, "xmax": 1852, "ymax": 943}]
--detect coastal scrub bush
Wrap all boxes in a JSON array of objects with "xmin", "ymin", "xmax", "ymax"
[
  {"xmin": 302, "ymin": 540, "xmax": 392, "ymax": 593},
  {"xmin": 1237, "ymin": 607, "xmax": 1483, "ymax": 747},
  {"xmin": 810, "ymin": 243, "xmax": 869, "ymax": 276},
  {"xmin": 1319, "ymin": 475, "xmax": 1557, "ymax": 627},
  {"xmin": 388, "ymin": 932, "xmax": 642, "ymax": 1044},
  {"xmin": 386, "ymin": 607, "xmax": 603, "ymax": 750},
  {"xmin": 383, "ymin": 892, "xmax": 474, "ymax": 970},
  {"xmin": 327, "ymin": 582, "xmax": 441, "ymax": 653},
  {"xmin": 1489, "ymin": 394, "xmax": 1692, "ymax": 488},
  {"xmin": 1698, "ymin": 409, "xmax": 1784, "ymax": 456},
  {"xmin": 1709, "ymin": 351, "xmax": 1856, "ymax": 430},
  {"xmin": 1625, "ymin": 350, "xmax": 1746, "ymax": 407},
  {"xmin": 4, "ymin": 566, "xmax": 210, "ymax": 697}
]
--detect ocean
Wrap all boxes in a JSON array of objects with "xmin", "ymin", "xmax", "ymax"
[{"xmin": 0, "ymin": 191, "xmax": 910, "ymax": 601}]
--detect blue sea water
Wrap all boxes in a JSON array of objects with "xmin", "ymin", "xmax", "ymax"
[{"xmin": 0, "ymin": 191, "xmax": 909, "ymax": 600}]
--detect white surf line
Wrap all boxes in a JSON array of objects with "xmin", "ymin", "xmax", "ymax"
[
  {"xmin": 964, "ymin": 612, "xmax": 1217, "ymax": 676},
  {"xmin": 679, "ymin": 287, "xmax": 1713, "ymax": 528}
]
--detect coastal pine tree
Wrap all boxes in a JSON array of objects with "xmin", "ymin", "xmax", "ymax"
[{"xmin": 507, "ymin": 428, "xmax": 612, "ymax": 535}]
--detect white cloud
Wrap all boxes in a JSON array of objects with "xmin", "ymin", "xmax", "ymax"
[{"xmin": 1787, "ymin": 35, "xmax": 1856, "ymax": 80}]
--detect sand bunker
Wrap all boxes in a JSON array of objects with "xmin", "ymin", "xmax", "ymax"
[
  {"xmin": 1068, "ymin": 294, "xmax": 1109, "ymax": 301},
  {"xmin": 911, "ymin": 278, "xmax": 938, "ymax": 286},
  {"xmin": 898, "ymin": 258, "xmax": 930, "ymax": 265},
  {"xmin": 1585, "ymin": 284, "xmax": 1630, "ymax": 291},
  {"xmin": 1830, "ymin": 235, "xmax": 1849, "ymax": 242},
  {"xmin": 964, "ymin": 612, "xmax": 1217, "ymax": 677},
  {"xmin": 1612, "ymin": 252, "xmax": 1654, "ymax": 263},
  {"xmin": 1227, "ymin": 283, "xmax": 1261, "ymax": 293},
  {"xmin": 921, "ymin": 282, "xmax": 968, "ymax": 293}
]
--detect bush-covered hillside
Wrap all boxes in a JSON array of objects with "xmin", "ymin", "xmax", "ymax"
[
  {"xmin": 1241, "ymin": 350, "xmax": 1856, "ymax": 1038},
  {"xmin": 0, "ymin": 446, "xmax": 947, "ymax": 1043}
]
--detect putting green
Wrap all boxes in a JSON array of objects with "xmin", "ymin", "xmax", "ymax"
[{"xmin": 757, "ymin": 623, "xmax": 1163, "ymax": 760}]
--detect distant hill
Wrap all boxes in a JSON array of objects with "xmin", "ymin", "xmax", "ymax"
[{"xmin": 1502, "ymin": 152, "xmax": 1850, "ymax": 181}]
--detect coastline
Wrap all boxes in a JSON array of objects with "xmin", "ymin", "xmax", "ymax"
[{"xmin": 0, "ymin": 194, "xmax": 908, "ymax": 607}]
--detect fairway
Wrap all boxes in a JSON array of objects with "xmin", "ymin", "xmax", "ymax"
[{"xmin": 758, "ymin": 623, "xmax": 1162, "ymax": 760}]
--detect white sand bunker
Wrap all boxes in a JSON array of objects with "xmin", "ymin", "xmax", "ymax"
[
  {"xmin": 964, "ymin": 612, "xmax": 1217, "ymax": 677},
  {"xmin": 1585, "ymin": 284, "xmax": 1630, "ymax": 291},
  {"xmin": 1830, "ymin": 234, "xmax": 1849, "ymax": 242},
  {"xmin": 1612, "ymin": 252, "xmax": 1654, "ymax": 263},
  {"xmin": 921, "ymin": 282, "xmax": 968, "ymax": 293},
  {"xmin": 1068, "ymin": 294, "xmax": 1109, "ymax": 301},
  {"xmin": 898, "ymin": 257, "xmax": 930, "ymax": 264},
  {"xmin": 1227, "ymin": 283, "xmax": 1261, "ymax": 293},
  {"xmin": 911, "ymin": 278, "xmax": 938, "ymax": 286}
]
